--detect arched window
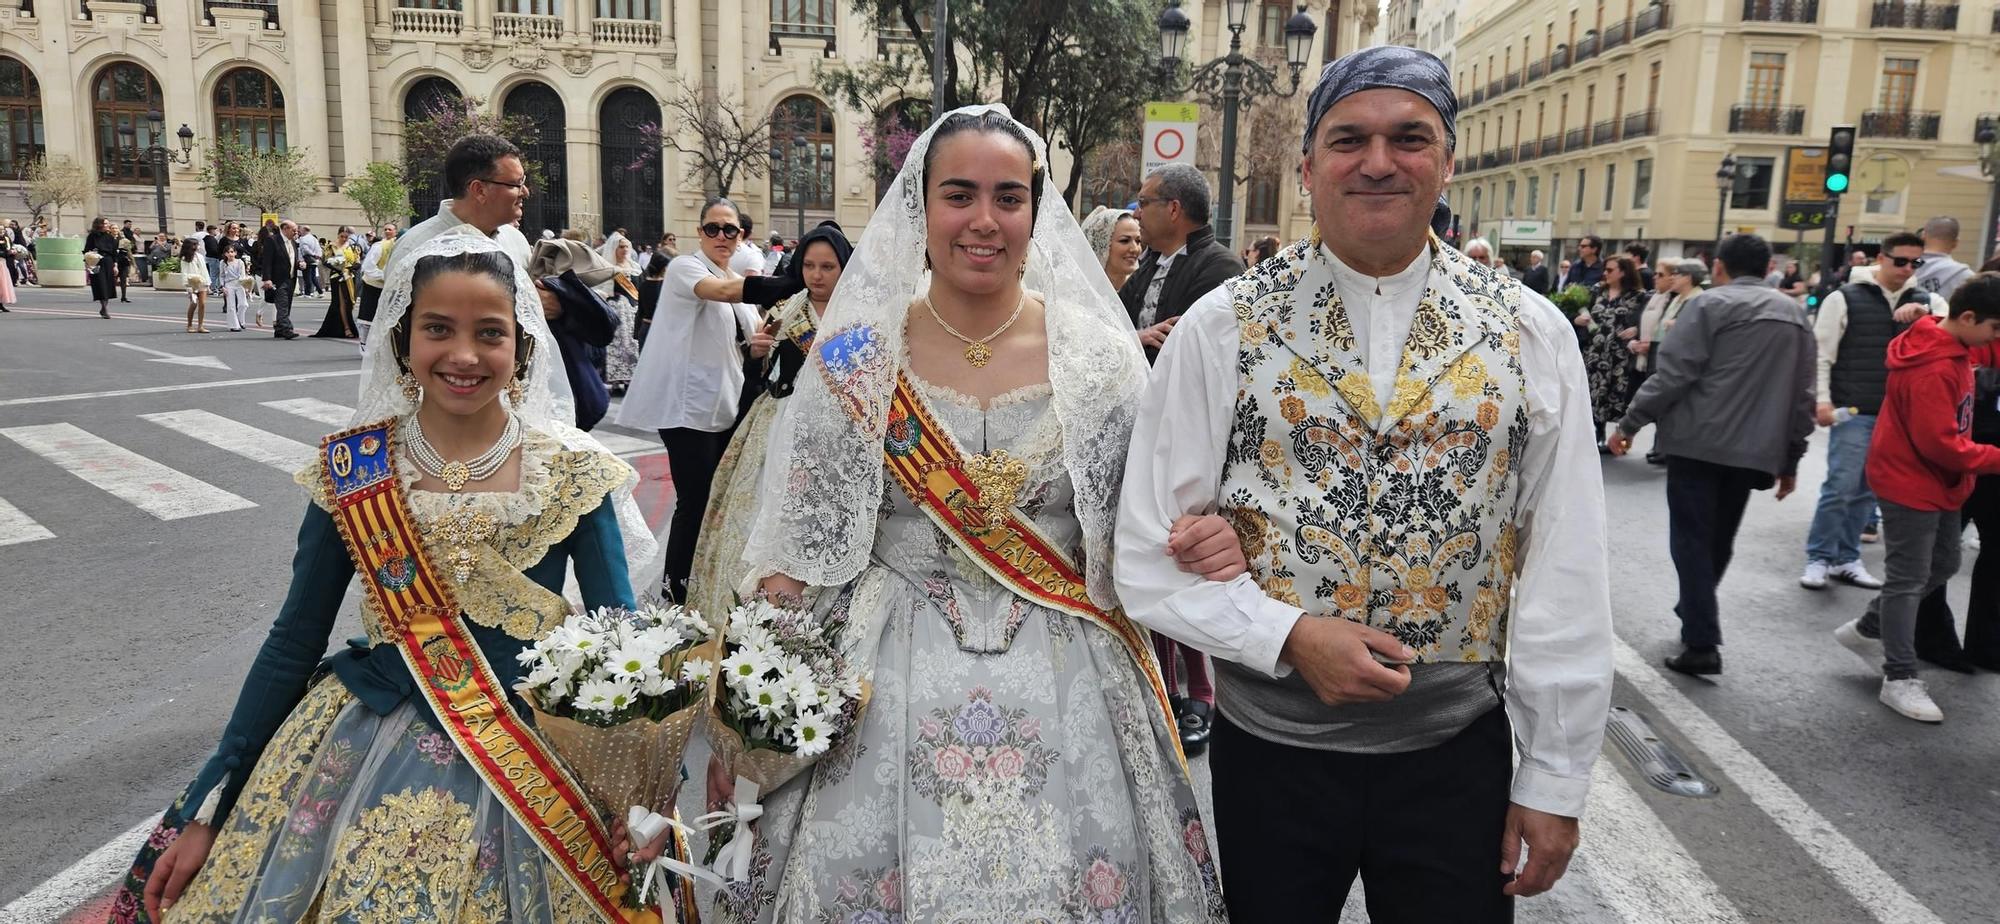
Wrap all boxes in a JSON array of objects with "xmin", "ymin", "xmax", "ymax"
[
  {"xmin": 0, "ymin": 56, "xmax": 44, "ymax": 180},
  {"xmin": 599, "ymin": 87, "xmax": 663, "ymax": 244},
  {"xmin": 403, "ymin": 76, "xmax": 461, "ymax": 218},
  {"xmin": 503, "ymin": 82, "xmax": 569, "ymax": 239},
  {"xmin": 92, "ymin": 62, "xmax": 166, "ymax": 184},
  {"xmin": 214, "ymin": 67, "xmax": 286, "ymax": 152},
  {"xmin": 771, "ymin": 94, "xmax": 834, "ymax": 235}
]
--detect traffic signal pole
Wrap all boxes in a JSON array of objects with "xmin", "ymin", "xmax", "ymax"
[{"xmin": 1815, "ymin": 125, "xmax": 1857, "ymax": 311}]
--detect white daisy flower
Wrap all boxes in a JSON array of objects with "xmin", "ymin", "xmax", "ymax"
[{"xmin": 791, "ymin": 712, "xmax": 833, "ymax": 757}]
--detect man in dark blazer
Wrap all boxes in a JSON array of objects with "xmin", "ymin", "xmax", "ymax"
[
  {"xmin": 1119, "ymin": 163, "xmax": 1247, "ymax": 363},
  {"xmin": 1523, "ymin": 249, "xmax": 1553, "ymax": 295},
  {"xmin": 258, "ymin": 219, "xmax": 304, "ymax": 339}
]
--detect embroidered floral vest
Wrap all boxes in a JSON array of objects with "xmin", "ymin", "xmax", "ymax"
[{"xmin": 1221, "ymin": 235, "xmax": 1531, "ymax": 662}]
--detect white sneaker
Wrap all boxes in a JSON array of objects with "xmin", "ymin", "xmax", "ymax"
[
  {"xmin": 1800, "ymin": 560, "xmax": 1831, "ymax": 589},
  {"xmin": 1834, "ymin": 619, "xmax": 1884, "ymax": 669},
  {"xmin": 1829, "ymin": 560, "xmax": 1883, "ymax": 589},
  {"xmin": 1879, "ymin": 677, "xmax": 1943, "ymax": 723}
]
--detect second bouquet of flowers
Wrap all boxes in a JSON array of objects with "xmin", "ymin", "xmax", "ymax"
[{"xmin": 703, "ymin": 598, "xmax": 867, "ymax": 879}]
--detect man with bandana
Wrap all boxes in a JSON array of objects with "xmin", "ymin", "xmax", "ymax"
[{"xmin": 1114, "ymin": 47, "xmax": 1612, "ymax": 920}]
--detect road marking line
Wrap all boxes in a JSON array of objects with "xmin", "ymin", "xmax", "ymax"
[
  {"xmin": 0, "ymin": 496, "xmax": 54, "ymax": 546},
  {"xmin": 1613, "ymin": 638, "xmax": 1943, "ymax": 924},
  {"xmin": 0, "ymin": 423, "xmax": 258, "ymax": 520},
  {"xmin": 0, "ymin": 813, "xmax": 159, "ymax": 924},
  {"xmin": 1579, "ymin": 757, "xmax": 1745, "ymax": 923},
  {"xmin": 261, "ymin": 397, "xmax": 354, "ymax": 426},
  {"xmin": 592, "ymin": 431, "xmax": 661, "ymax": 456},
  {"xmin": 0, "ymin": 370, "xmax": 361, "ymax": 407},
  {"xmin": 1, "ymin": 307, "xmax": 188, "ymax": 325},
  {"xmin": 140, "ymin": 410, "xmax": 316, "ymax": 472},
  {"xmin": 109, "ymin": 341, "xmax": 231, "ymax": 371}
]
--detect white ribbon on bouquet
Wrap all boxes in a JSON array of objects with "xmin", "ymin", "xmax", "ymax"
[
  {"xmin": 689, "ymin": 776, "xmax": 765, "ymax": 882},
  {"xmin": 625, "ymin": 805, "xmax": 727, "ymax": 912}
]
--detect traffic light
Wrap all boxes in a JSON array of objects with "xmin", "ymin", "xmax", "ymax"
[{"xmin": 1825, "ymin": 124, "xmax": 1856, "ymax": 195}]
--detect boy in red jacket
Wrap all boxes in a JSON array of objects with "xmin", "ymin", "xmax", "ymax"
[{"xmin": 1836, "ymin": 273, "xmax": 2000, "ymax": 722}]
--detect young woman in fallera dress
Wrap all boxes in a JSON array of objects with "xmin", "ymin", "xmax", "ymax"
[{"xmin": 111, "ymin": 229, "xmax": 662, "ymax": 923}]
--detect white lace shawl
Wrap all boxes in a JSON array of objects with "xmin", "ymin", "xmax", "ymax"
[
  {"xmin": 741, "ymin": 104, "xmax": 1147, "ymax": 607},
  {"xmin": 351, "ymin": 228, "xmax": 659, "ymax": 588}
]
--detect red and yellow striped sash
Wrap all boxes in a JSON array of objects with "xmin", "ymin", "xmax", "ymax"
[
  {"xmin": 881, "ymin": 376, "xmax": 1186, "ymax": 770},
  {"xmin": 318, "ymin": 420, "xmax": 661, "ymax": 924}
]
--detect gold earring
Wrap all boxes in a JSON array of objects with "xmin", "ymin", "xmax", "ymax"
[
  {"xmin": 506, "ymin": 379, "xmax": 525, "ymax": 405},
  {"xmin": 398, "ymin": 372, "xmax": 421, "ymax": 403}
]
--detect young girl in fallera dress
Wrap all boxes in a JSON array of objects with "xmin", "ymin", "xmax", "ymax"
[{"xmin": 112, "ymin": 229, "xmax": 661, "ymax": 923}]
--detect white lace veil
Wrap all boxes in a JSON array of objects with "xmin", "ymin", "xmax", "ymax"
[
  {"xmin": 742, "ymin": 104, "xmax": 1146, "ymax": 605},
  {"xmin": 353, "ymin": 226, "xmax": 660, "ymax": 587}
]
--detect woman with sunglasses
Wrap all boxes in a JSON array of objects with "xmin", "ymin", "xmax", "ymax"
[{"xmin": 615, "ymin": 197, "xmax": 776, "ymax": 603}]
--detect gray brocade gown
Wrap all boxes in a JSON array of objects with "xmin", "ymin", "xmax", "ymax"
[{"xmin": 712, "ymin": 375, "xmax": 1226, "ymax": 924}]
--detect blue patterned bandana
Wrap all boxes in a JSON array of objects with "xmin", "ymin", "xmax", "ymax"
[{"xmin": 1301, "ymin": 46, "xmax": 1458, "ymax": 155}]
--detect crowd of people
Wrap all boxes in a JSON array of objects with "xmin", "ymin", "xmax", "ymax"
[{"xmin": 53, "ymin": 37, "xmax": 1998, "ymax": 924}]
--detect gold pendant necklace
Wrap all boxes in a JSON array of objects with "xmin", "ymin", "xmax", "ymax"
[
  {"xmin": 923, "ymin": 292, "xmax": 1027, "ymax": 368},
  {"xmin": 964, "ymin": 448, "xmax": 1028, "ymax": 513}
]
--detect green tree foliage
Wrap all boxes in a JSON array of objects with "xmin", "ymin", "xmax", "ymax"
[
  {"xmin": 198, "ymin": 142, "xmax": 318, "ymax": 216},
  {"xmin": 344, "ymin": 162, "xmax": 412, "ymax": 233}
]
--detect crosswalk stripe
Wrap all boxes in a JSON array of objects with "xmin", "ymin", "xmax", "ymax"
[
  {"xmin": 261, "ymin": 397, "xmax": 354, "ymax": 427},
  {"xmin": 0, "ymin": 497, "xmax": 54, "ymax": 546},
  {"xmin": 0, "ymin": 423, "xmax": 257, "ymax": 521},
  {"xmin": 1612, "ymin": 639, "xmax": 1943, "ymax": 924},
  {"xmin": 140, "ymin": 410, "xmax": 317, "ymax": 472},
  {"xmin": 1577, "ymin": 757, "xmax": 1745, "ymax": 923}
]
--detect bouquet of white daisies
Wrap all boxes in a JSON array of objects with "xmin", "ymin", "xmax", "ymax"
[
  {"xmin": 702, "ymin": 599, "xmax": 866, "ymax": 878},
  {"xmin": 516, "ymin": 601, "xmax": 719, "ymax": 824}
]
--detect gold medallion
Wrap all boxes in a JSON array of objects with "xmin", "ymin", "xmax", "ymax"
[
  {"xmin": 963, "ymin": 449, "xmax": 1027, "ymax": 513},
  {"xmin": 440, "ymin": 460, "xmax": 471, "ymax": 492},
  {"xmin": 964, "ymin": 342, "xmax": 993, "ymax": 367}
]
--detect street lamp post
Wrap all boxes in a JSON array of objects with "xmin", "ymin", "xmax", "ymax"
[
  {"xmin": 1713, "ymin": 154, "xmax": 1738, "ymax": 256},
  {"xmin": 1157, "ymin": 0, "xmax": 1317, "ymax": 250},
  {"xmin": 1979, "ymin": 124, "xmax": 1999, "ymax": 264},
  {"xmin": 117, "ymin": 111, "xmax": 196, "ymax": 235}
]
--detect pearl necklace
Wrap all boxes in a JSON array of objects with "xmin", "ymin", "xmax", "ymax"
[
  {"xmin": 403, "ymin": 413, "xmax": 521, "ymax": 492},
  {"xmin": 922, "ymin": 291, "xmax": 1027, "ymax": 368}
]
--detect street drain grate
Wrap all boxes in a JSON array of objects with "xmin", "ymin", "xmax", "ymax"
[{"xmin": 1606, "ymin": 706, "xmax": 1719, "ymax": 797}]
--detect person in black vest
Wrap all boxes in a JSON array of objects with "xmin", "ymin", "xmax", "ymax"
[
  {"xmin": 1801, "ymin": 231, "xmax": 1947, "ymax": 590},
  {"xmin": 1119, "ymin": 163, "xmax": 1246, "ymax": 365},
  {"xmin": 1116, "ymin": 162, "xmax": 1244, "ymax": 755}
]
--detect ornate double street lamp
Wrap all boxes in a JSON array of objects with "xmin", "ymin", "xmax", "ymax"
[
  {"xmin": 1979, "ymin": 121, "xmax": 1999, "ymax": 263},
  {"xmin": 1157, "ymin": 0, "xmax": 1316, "ymax": 249},
  {"xmin": 117, "ymin": 111, "xmax": 196, "ymax": 235},
  {"xmin": 1713, "ymin": 153, "xmax": 1740, "ymax": 253},
  {"xmin": 771, "ymin": 134, "xmax": 835, "ymax": 242}
]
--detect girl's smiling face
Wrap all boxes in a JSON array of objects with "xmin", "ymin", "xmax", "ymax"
[{"xmin": 405, "ymin": 269, "xmax": 519, "ymax": 417}]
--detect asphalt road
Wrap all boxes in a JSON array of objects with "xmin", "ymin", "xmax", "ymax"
[{"xmin": 2, "ymin": 283, "xmax": 1996, "ymax": 922}]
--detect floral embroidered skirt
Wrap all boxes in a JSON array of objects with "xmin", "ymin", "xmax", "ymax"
[
  {"xmin": 152, "ymin": 678, "xmax": 608, "ymax": 923},
  {"xmin": 710, "ymin": 567, "xmax": 1227, "ymax": 923}
]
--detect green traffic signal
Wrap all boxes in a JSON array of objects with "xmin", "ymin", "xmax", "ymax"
[{"xmin": 1826, "ymin": 173, "xmax": 1849, "ymax": 193}]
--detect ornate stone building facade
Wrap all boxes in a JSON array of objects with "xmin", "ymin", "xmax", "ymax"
[{"xmin": 0, "ymin": 0, "xmax": 1376, "ymax": 244}]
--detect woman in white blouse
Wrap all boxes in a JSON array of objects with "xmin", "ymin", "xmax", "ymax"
[{"xmin": 614, "ymin": 196, "xmax": 774, "ymax": 602}]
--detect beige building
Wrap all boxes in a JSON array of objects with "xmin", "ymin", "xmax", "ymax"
[
  {"xmin": 0, "ymin": 0, "xmax": 1375, "ymax": 248},
  {"xmin": 1446, "ymin": 0, "xmax": 2000, "ymax": 268}
]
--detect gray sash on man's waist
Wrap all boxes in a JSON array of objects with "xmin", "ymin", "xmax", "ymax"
[{"xmin": 1213, "ymin": 659, "xmax": 1503, "ymax": 753}]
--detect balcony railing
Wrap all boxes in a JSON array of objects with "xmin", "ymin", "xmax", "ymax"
[
  {"xmin": 1479, "ymin": 151, "xmax": 1499, "ymax": 170},
  {"xmin": 1860, "ymin": 109, "xmax": 1941, "ymax": 139},
  {"xmin": 1504, "ymin": 71, "xmax": 1520, "ymax": 92},
  {"xmin": 593, "ymin": 17, "xmax": 660, "ymax": 45},
  {"xmin": 81, "ymin": 0, "xmax": 158, "ymax": 18},
  {"xmin": 772, "ymin": 19, "xmax": 836, "ymax": 40},
  {"xmin": 1871, "ymin": 1, "xmax": 1957, "ymax": 30},
  {"xmin": 494, "ymin": 11, "xmax": 561, "ymax": 40},
  {"xmin": 1487, "ymin": 79, "xmax": 1502, "ymax": 99},
  {"xmin": 1565, "ymin": 127, "xmax": 1588, "ymax": 152},
  {"xmin": 392, "ymin": 5, "xmax": 461, "ymax": 34},
  {"xmin": 1495, "ymin": 147, "xmax": 1515, "ymax": 167},
  {"xmin": 1730, "ymin": 104, "xmax": 1806, "ymax": 134},
  {"xmin": 1519, "ymin": 139, "xmax": 1540, "ymax": 161},
  {"xmin": 1743, "ymin": 0, "xmax": 1817, "ymax": 22},
  {"xmin": 1603, "ymin": 19, "xmax": 1630, "ymax": 50},
  {"xmin": 1623, "ymin": 108, "xmax": 1659, "ymax": 138},
  {"xmin": 1469, "ymin": 87, "xmax": 1486, "ymax": 106},
  {"xmin": 204, "ymin": 0, "xmax": 277, "ymax": 27},
  {"xmin": 1574, "ymin": 32, "xmax": 1599, "ymax": 61},
  {"xmin": 1634, "ymin": 2, "xmax": 1671, "ymax": 36},
  {"xmin": 1591, "ymin": 118, "xmax": 1621, "ymax": 145},
  {"xmin": 1528, "ymin": 59, "xmax": 1545, "ymax": 82},
  {"xmin": 1548, "ymin": 48, "xmax": 1570, "ymax": 72},
  {"xmin": 1540, "ymin": 134, "xmax": 1561, "ymax": 158}
]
